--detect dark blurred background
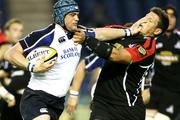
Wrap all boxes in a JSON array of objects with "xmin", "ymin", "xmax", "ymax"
[
  {"xmin": 76, "ymin": 0, "xmax": 180, "ymax": 27},
  {"xmin": 1, "ymin": 0, "xmax": 180, "ymax": 33}
]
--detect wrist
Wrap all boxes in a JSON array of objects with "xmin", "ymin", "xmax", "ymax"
[
  {"xmin": 69, "ymin": 90, "xmax": 79, "ymax": 97},
  {"xmin": 84, "ymin": 37, "xmax": 113, "ymax": 59},
  {"xmin": 26, "ymin": 62, "xmax": 35, "ymax": 72},
  {"xmin": 124, "ymin": 29, "xmax": 132, "ymax": 37},
  {"xmin": 84, "ymin": 28, "xmax": 95, "ymax": 38}
]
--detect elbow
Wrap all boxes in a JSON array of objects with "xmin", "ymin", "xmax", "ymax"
[{"xmin": 109, "ymin": 48, "xmax": 132, "ymax": 63}]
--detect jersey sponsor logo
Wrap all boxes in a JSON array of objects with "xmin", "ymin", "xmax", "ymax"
[
  {"xmin": 58, "ymin": 36, "xmax": 66, "ymax": 43},
  {"xmin": 155, "ymin": 51, "xmax": 179, "ymax": 66},
  {"xmin": 113, "ymin": 43, "xmax": 124, "ymax": 51},
  {"xmin": 60, "ymin": 47, "xmax": 80, "ymax": 59},
  {"xmin": 40, "ymin": 108, "xmax": 48, "ymax": 113},
  {"xmin": 26, "ymin": 49, "xmax": 50, "ymax": 61},
  {"xmin": 137, "ymin": 46, "xmax": 147, "ymax": 56}
]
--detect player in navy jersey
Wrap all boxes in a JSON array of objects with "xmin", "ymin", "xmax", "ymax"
[
  {"xmin": 4, "ymin": 0, "xmax": 82, "ymax": 120},
  {"xmin": 73, "ymin": 7, "xmax": 169, "ymax": 120},
  {"xmin": 146, "ymin": 6, "xmax": 180, "ymax": 120}
]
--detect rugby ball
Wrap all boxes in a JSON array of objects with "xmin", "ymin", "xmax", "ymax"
[{"xmin": 26, "ymin": 46, "xmax": 58, "ymax": 63}]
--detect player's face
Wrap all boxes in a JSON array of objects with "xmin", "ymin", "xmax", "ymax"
[
  {"xmin": 6, "ymin": 23, "xmax": 23, "ymax": 44},
  {"xmin": 133, "ymin": 12, "xmax": 161, "ymax": 36},
  {"xmin": 64, "ymin": 12, "xmax": 79, "ymax": 32},
  {"xmin": 166, "ymin": 9, "xmax": 176, "ymax": 31}
]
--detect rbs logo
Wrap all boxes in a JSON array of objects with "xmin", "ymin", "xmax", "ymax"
[{"xmin": 58, "ymin": 36, "xmax": 66, "ymax": 43}]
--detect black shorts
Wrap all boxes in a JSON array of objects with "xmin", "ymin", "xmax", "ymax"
[
  {"xmin": 90, "ymin": 99, "xmax": 145, "ymax": 120},
  {"xmin": 146, "ymin": 85, "xmax": 180, "ymax": 119},
  {"xmin": 20, "ymin": 87, "xmax": 65, "ymax": 120}
]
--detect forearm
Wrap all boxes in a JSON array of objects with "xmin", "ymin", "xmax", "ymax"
[
  {"xmin": 84, "ymin": 37, "xmax": 132, "ymax": 63},
  {"xmin": 4, "ymin": 44, "xmax": 28, "ymax": 70},
  {"xmin": 70, "ymin": 60, "xmax": 86, "ymax": 92},
  {"xmin": 93, "ymin": 28, "xmax": 128, "ymax": 41}
]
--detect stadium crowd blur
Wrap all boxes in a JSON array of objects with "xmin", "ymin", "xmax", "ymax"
[{"xmin": 0, "ymin": 0, "xmax": 180, "ymax": 120}]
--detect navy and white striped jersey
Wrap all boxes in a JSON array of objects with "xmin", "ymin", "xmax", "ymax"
[{"xmin": 19, "ymin": 24, "xmax": 82, "ymax": 97}]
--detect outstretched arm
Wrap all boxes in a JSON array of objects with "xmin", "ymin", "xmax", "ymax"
[{"xmin": 73, "ymin": 23, "xmax": 141, "ymax": 43}]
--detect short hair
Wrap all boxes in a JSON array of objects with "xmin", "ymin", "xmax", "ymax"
[
  {"xmin": 164, "ymin": 5, "xmax": 178, "ymax": 17},
  {"xmin": 4, "ymin": 18, "xmax": 23, "ymax": 30},
  {"xmin": 150, "ymin": 7, "xmax": 169, "ymax": 34}
]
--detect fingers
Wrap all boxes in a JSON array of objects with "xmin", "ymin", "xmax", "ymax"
[
  {"xmin": 67, "ymin": 104, "xmax": 76, "ymax": 115},
  {"xmin": 66, "ymin": 96, "xmax": 78, "ymax": 115},
  {"xmin": 73, "ymin": 30, "xmax": 86, "ymax": 44},
  {"xmin": 130, "ymin": 24, "xmax": 141, "ymax": 35},
  {"xmin": 7, "ymin": 98, "xmax": 16, "ymax": 107},
  {"xmin": 4, "ymin": 93, "xmax": 16, "ymax": 107},
  {"xmin": 43, "ymin": 57, "xmax": 57, "ymax": 69},
  {"xmin": 34, "ymin": 57, "xmax": 57, "ymax": 72}
]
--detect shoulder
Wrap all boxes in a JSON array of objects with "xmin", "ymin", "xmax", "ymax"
[
  {"xmin": 28, "ymin": 23, "xmax": 55, "ymax": 38},
  {"xmin": 19, "ymin": 24, "xmax": 55, "ymax": 50}
]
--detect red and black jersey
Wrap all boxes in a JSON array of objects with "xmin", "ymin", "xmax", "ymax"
[
  {"xmin": 93, "ymin": 35, "xmax": 156, "ymax": 106},
  {"xmin": 152, "ymin": 29, "xmax": 180, "ymax": 93}
]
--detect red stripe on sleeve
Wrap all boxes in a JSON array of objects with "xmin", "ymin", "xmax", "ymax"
[
  {"xmin": 103, "ymin": 25, "xmax": 127, "ymax": 29},
  {"xmin": 125, "ymin": 38, "xmax": 156, "ymax": 62}
]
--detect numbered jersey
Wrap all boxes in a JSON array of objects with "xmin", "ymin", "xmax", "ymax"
[{"xmin": 19, "ymin": 24, "xmax": 82, "ymax": 97}]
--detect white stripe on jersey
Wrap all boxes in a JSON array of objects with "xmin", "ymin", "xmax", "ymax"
[
  {"xmin": 139, "ymin": 64, "xmax": 153, "ymax": 68},
  {"xmin": 24, "ymin": 29, "xmax": 55, "ymax": 52},
  {"xmin": 85, "ymin": 56, "xmax": 99, "ymax": 70},
  {"xmin": 122, "ymin": 64, "xmax": 132, "ymax": 106}
]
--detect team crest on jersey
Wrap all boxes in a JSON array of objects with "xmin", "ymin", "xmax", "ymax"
[
  {"xmin": 113, "ymin": 43, "xmax": 124, "ymax": 51},
  {"xmin": 137, "ymin": 46, "xmax": 147, "ymax": 56},
  {"xmin": 58, "ymin": 36, "xmax": 66, "ymax": 43}
]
